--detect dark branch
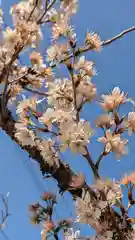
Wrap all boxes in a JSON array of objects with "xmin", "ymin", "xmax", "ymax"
[{"xmin": 0, "ymin": 99, "xmax": 83, "ymax": 198}]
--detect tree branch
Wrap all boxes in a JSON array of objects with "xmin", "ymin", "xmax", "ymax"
[
  {"xmin": 37, "ymin": 0, "xmax": 57, "ymax": 24},
  {"xmin": 0, "ymin": 194, "xmax": 10, "ymax": 230},
  {"xmin": 51, "ymin": 25, "xmax": 135, "ymax": 68},
  {"xmin": 0, "ymin": 99, "xmax": 84, "ymax": 198},
  {"xmin": 95, "ymin": 152, "xmax": 104, "ymax": 171},
  {"xmin": 24, "ymin": 86, "xmax": 50, "ymax": 97},
  {"xmin": 83, "ymin": 148, "xmax": 100, "ymax": 179},
  {"xmin": 0, "ymin": 100, "xmax": 133, "ymax": 237},
  {"xmin": 102, "ymin": 25, "xmax": 135, "ymax": 46}
]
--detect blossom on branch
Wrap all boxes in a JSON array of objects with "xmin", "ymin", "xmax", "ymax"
[
  {"xmin": 124, "ymin": 112, "xmax": 135, "ymax": 135},
  {"xmin": 75, "ymin": 56, "xmax": 96, "ymax": 78},
  {"xmin": 95, "ymin": 114, "xmax": 114, "ymax": 128},
  {"xmin": 59, "ymin": 120, "xmax": 92, "ymax": 154},
  {"xmin": 15, "ymin": 124, "xmax": 35, "ymax": 146},
  {"xmin": 52, "ymin": 12, "xmax": 74, "ymax": 40},
  {"xmin": 100, "ymin": 87, "xmax": 127, "ymax": 112},
  {"xmin": 36, "ymin": 139, "xmax": 59, "ymax": 167},
  {"xmin": 85, "ymin": 31, "xmax": 102, "ymax": 52},
  {"xmin": 60, "ymin": 0, "xmax": 78, "ymax": 15},
  {"xmin": 46, "ymin": 43, "xmax": 70, "ymax": 64},
  {"xmin": 98, "ymin": 130, "xmax": 128, "ymax": 160},
  {"xmin": 64, "ymin": 228, "xmax": 80, "ymax": 240}
]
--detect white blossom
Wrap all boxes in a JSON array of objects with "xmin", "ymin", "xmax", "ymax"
[
  {"xmin": 15, "ymin": 124, "xmax": 35, "ymax": 146},
  {"xmin": 59, "ymin": 120, "xmax": 92, "ymax": 154},
  {"xmin": 65, "ymin": 228, "xmax": 80, "ymax": 240},
  {"xmin": 100, "ymin": 87, "xmax": 127, "ymax": 112},
  {"xmin": 75, "ymin": 56, "xmax": 96, "ymax": 78},
  {"xmin": 98, "ymin": 130, "xmax": 128, "ymax": 160}
]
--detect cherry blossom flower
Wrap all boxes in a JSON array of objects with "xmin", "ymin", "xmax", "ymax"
[
  {"xmin": 3, "ymin": 27, "xmax": 19, "ymax": 45},
  {"xmin": 93, "ymin": 178, "xmax": 122, "ymax": 205},
  {"xmin": 15, "ymin": 124, "xmax": 35, "ymax": 146},
  {"xmin": 16, "ymin": 21, "xmax": 42, "ymax": 48},
  {"xmin": 46, "ymin": 43, "xmax": 69, "ymax": 64},
  {"xmin": 16, "ymin": 97, "xmax": 37, "ymax": 120},
  {"xmin": 121, "ymin": 173, "xmax": 130, "ymax": 185},
  {"xmin": 106, "ymin": 181, "xmax": 122, "ymax": 204},
  {"xmin": 45, "ymin": 8, "xmax": 57, "ymax": 22},
  {"xmin": 126, "ymin": 112, "xmax": 135, "ymax": 135},
  {"xmin": 39, "ymin": 108, "xmax": 74, "ymax": 130},
  {"xmin": 77, "ymin": 79, "xmax": 97, "ymax": 100},
  {"xmin": 9, "ymin": 84, "xmax": 22, "ymax": 102},
  {"xmin": 127, "ymin": 172, "xmax": 135, "ymax": 184},
  {"xmin": 29, "ymin": 51, "xmax": 43, "ymax": 66},
  {"xmin": 60, "ymin": 0, "xmax": 78, "ymax": 15},
  {"xmin": 59, "ymin": 120, "xmax": 92, "ymax": 154},
  {"xmin": 99, "ymin": 231, "xmax": 113, "ymax": 240},
  {"xmin": 76, "ymin": 191, "xmax": 102, "ymax": 225},
  {"xmin": 65, "ymin": 228, "xmax": 80, "ymax": 240},
  {"xmin": 121, "ymin": 172, "xmax": 135, "ymax": 185},
  {"xmin": 43, "ymin": 220, "xmax": 55, "ymax": 232},
  {"xmin": 46, "ymin": 78, "xmax": 73, "ymax": 111},
  {"xmin": 10, "ymin": 0, "xmax": 42, "ymax": 24},
  {"xmin": 85, "ymin": 31, "xmax": 102, "ymax": 52},
  {"xmin": 94, "ymin": 114, "xmax": 114, "ymax": 128},
  {"xmin": 41, "ymin": 221, "xmax": 55, "ymax": 240},
  {"xmin": 100, "ymin": 87, "xmax": 127, "ymax": 112},
  {"xmin": 75, "ymin": 56, "xmax": 96, "ymax": 77},
  {"xmin": 39, "ymin": 108, "xmax": 55, "ymax": 130},
  {"xmin": 98, "ymin": 130, "xmax": 128, "ymax": 160},
  {"xmin": 36, "ymin": 139, "xmax": 59, "ymax": 167},
  {"xmin": 41, "ymin": 192, "xmax": 56, "ymax": 202},
  {"xmin": 52, "ymin": 12, "xmax": 74, "ymax": 40}
]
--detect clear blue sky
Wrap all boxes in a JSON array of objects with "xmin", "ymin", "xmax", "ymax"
[{"xmin": 1, "ymin": 0, "xmax": 135, "ymax": 239}]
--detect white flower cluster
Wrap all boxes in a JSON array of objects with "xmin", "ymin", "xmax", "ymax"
[
  {"xmin": 2, "ymin": 0, "xmax": 135, "ymax": 239},
  {"xmin": 59, "ymin": 120, "xmax": 92, "ymax": 154}
]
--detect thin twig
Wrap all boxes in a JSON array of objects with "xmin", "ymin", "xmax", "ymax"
[
  {"xmin": 45, "ymin": 0, "xmax": 49, "ymax": 12},
  {"xmin": 27, "ymin": 0, "xmax": 39, "ymax": 21},
  {"xmin": 9, "ymin": 72, "xmax": 29, "ymax": 85},
  {"xmin": 54, "ymin": 234, "xmax": 59, "ymax": 240},
  {"xmin": 37, "ymin": 0, "xmax": 57, "ymax": 24},
  {"xmin": 1, "ymin": 72, "xmax": 9, "ymax": 118},
  {"xmin": 0, "ymin": 230, "xmax": 9, "ymax": 240},
  {"xmin": 24, "ymin": 86, "xmax": 50, "ymax": 97},
  {"xmin": 95, "ymin": 152, "xmax": 104, "ymax": 170},
  {"xmin": 35, "ymin": 126, "xmax": 58, "ymax": 136},
  {"xmin": 83, "ymin": 148, "xmax": 100, "ymax": 179},
  {"xmin": 102, "ymin": 25, "xmax": 135, "ymax": 46},
  {"xmin": 0, "ymin": 195, "xmax": 10, "ymax": 230},
  {"xmin": 70, "ymin": 47, "xmax": 79, "ymax": 122}
]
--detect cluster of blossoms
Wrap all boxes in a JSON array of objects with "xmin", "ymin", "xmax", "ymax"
[
  {"xmin": 98, "ymin": 129, "xmax": 128, "ymax": 160},
  {"xmin": 1, "ymin": 0, "xmax": 135, "ymax": 239},
  {"xmin": 95, "ymin": 87, "xmax": 135, "ymax": 160},
  {"xmin": 76, "ymin": 179, "xmax": 122, "ymax": 225},
  {"xmin": 99, "ymin": 87, "xmax": 127, "ymax": 112},
  {"xmin": 10, "ymin": 0, "xmax": 135, "ymax": 238},
  {"xmin": 29, "ymin": 192, "xmax": 57, "ymax": 239},
  {"xmin": 75, "ymin": 178, "xmax": 135, "ymax": 240},
  {"xmin": 121, "ymin": 172, "xmax": 135, "ymax": 185},
  {"xmin": 59, "ymin": 119, "xmax": 92, "ymax": 154}
]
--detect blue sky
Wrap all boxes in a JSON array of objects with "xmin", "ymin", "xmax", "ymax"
[{"xmin": 1, "ymin": 0, "xmax": 135, "ymax": 239}]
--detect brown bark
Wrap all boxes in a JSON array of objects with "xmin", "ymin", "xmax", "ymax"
[{"xmin": 0, "ymin": 100, "xmax": 83, "ymax": 197}]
